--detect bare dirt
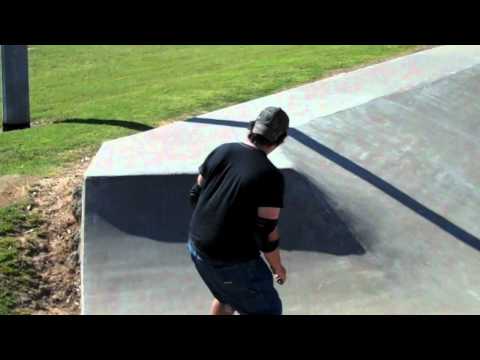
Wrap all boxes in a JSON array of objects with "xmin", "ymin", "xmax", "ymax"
[
  {"xmin": 8, "ymin": 158, "xmax": 91, "ymax": 315},
  {"xmin": 0, "ymin": 175, "xmax": 40, "ymax": 208}
]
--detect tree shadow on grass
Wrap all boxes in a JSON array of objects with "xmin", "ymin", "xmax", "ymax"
[{"xmin": 57, "ymin": 118, "xmax": 154, "ymax": 132}]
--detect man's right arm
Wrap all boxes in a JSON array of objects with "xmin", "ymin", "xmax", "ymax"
[{"xmin": 257, "ymin": 207, "xmax": 287, "ymax": 284}]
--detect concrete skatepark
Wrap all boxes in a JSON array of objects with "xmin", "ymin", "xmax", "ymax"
[{"xmin": 81, "ymin": 45, "xmax": 480, "ymax": 314}]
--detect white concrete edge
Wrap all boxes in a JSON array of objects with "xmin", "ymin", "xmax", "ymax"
[{"xmin": 80, "ymin": 178, "xmax": 86, "ymax": 315}]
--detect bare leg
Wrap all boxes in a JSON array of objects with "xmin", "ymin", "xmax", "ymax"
[{"xmin": 210, "ymin": 298, "xmax": 235, "ymax": 315}]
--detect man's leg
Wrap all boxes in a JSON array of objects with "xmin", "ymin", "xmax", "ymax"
[{"xmin": 210, "ymin": 298, "xmax": 235, "ymax": 315}]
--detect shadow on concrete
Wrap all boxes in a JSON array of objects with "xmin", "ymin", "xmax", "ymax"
[
  {"xmin": 186, "ymin": 117, "xmax": 480, "ymax": 252},
  {"xmin": 280, "ymin": 169, "xmax": 365, "ymax": 255},
  {"xmin": 57, "ymin": 118, "xmax": 154, "ymax": 132},
  {"xmin": 85, "ymin": 170, "xmax": 365, "ymax": 255}
]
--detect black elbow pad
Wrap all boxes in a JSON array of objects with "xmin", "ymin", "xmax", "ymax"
[
  {"xmin": 260, "ymin": 238, "xmax": 280, "ymax": 253},
  {"xmin": 189, "ymin": 183, "xmax": 202, "ymax": 208},
  {"xmin": 255, "ymin": 217, "xmax": 278, "ymax": 237},
  {"xmin": 254, "ymin": 217, "xmax": 279, "ymax": 252}
]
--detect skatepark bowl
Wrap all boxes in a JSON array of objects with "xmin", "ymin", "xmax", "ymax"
[{"xmin": 81, "ymin": 45, "xmax": 480, "ymax": 314}]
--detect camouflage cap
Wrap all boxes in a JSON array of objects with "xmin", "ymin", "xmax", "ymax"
[{"xmin": 252, "ymin": 107, "xmax": 290, "ymax": 143}]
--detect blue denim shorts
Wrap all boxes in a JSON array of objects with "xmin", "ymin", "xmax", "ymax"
[{"xmin": 188, "ymin": 240, "xmax": 282, "ymax": 315}]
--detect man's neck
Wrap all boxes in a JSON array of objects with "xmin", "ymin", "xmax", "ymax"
[{"xmin": 243, "ymin": 139, "xmax": 268, "ymax": 154}]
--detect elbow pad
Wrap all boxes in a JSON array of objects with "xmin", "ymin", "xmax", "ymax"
[
  {"xmin": 260, "ymin": 238, "xmax": 280, "ymax": 253},
  {"xmin": 255, "ymin": 217, "xmax": 278, "ymax": 237},
  {"xmin": 254, "ymin": 217, "xmax": 279, "ymax": 252},
  {"xmin": 189, "ymin": 183, "xmax": 202, "ymax": 208}
]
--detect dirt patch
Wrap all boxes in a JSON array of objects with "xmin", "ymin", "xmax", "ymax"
[
  {"xmin": 13, "ymin": 158, "xmax": 91, "ymax": 315},
  {"xmin": 0, "ymin": 175, "xmax": 40, "ymax": 208}
]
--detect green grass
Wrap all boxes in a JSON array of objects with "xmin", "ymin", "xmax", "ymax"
[
  {"xmin": 0, "ymin": 237, "xmax": 19, "ymax": 314},
  {"xmin": 0, "ymin": 203, "xmax": 41, "ymax": 315},
  {"xmin": 0, "ymin": 45, "xmax": 422, "ymax": 176},
  {"xmin": 0, "ymin": 202, "xmax": 42, "ymax": 236}
]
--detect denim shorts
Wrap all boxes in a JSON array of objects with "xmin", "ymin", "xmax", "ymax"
[{"xmin": 187, "ymin": 240, "xmax": 282, "ymax": 315}]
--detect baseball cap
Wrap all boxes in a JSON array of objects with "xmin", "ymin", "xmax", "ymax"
[{"xmin": 251, "ymin": 107, "xmax": 290, "ymax": 143}]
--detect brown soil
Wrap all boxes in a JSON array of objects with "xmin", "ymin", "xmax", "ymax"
[
  {"xmin": 0, "ymin": 175, "xmax": 40, "ymax": 208},
  {"xmin": 13, "ymin": 158, "xmax": 91, "ymax": 315}
]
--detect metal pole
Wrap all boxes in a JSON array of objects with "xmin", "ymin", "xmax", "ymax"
[{"xmin": 1, "ymin": 45, "xmax": 30, "ymax": 131}]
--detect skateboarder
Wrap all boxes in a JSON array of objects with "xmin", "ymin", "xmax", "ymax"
[{"xmin": 187, "ymin": 107, "xmax": 289, "ymax": 315}]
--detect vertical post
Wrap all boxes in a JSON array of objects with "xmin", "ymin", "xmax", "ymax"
[{"xmin": 1, "ymin": 45, "xmax": 30, "ymax": 131}]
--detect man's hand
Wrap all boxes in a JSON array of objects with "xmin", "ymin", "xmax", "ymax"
[
  {"xmin": 263, "ymin": 245, "xmax": 287, "ymax": 285},
  {"xmin": 271, "ymin": 263, "xmax": 287, "ymax": 285}
]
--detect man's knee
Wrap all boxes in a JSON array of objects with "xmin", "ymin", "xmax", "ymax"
[
  {"xmin": 212, "ymin": 298, "xmax": 235, "ymax": 315},
  {"xmin": 223, "ymin": 303, "xmax": 235, "ymax": 314}
]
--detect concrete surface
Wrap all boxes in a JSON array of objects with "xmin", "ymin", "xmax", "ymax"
[{"xmin": 82, "ymin": 46, "xmax": 480, "ymax": 314}]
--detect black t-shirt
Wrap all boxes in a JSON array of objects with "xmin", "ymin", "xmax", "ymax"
[{"xmin": 189, "ymin": 142, "xmax": 284, "ymax": 263}]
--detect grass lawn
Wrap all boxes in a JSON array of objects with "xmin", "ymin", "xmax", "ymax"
[{"xmin": 0, "ymin": 45, "xmax": 423, "ymax": 177}]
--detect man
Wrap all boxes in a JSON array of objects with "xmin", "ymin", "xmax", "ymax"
[{"xmin": 187, "ymin": 106, "xmax": 289, "ymax": 315}]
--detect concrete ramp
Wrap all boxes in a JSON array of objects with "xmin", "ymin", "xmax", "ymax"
[{"xmin": 82, "ymin": 46, "xmax": 480, "ymax": 314}]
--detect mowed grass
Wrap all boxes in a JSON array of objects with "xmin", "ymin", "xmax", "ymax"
[{"xmin": 0, "ymin": 45, "xmax": 422, "ymax": 177}]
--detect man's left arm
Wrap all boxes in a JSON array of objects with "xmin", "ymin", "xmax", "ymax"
[{"xmin": 189, "ymin": 174, "xmax": 204, "ymax": 208}]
